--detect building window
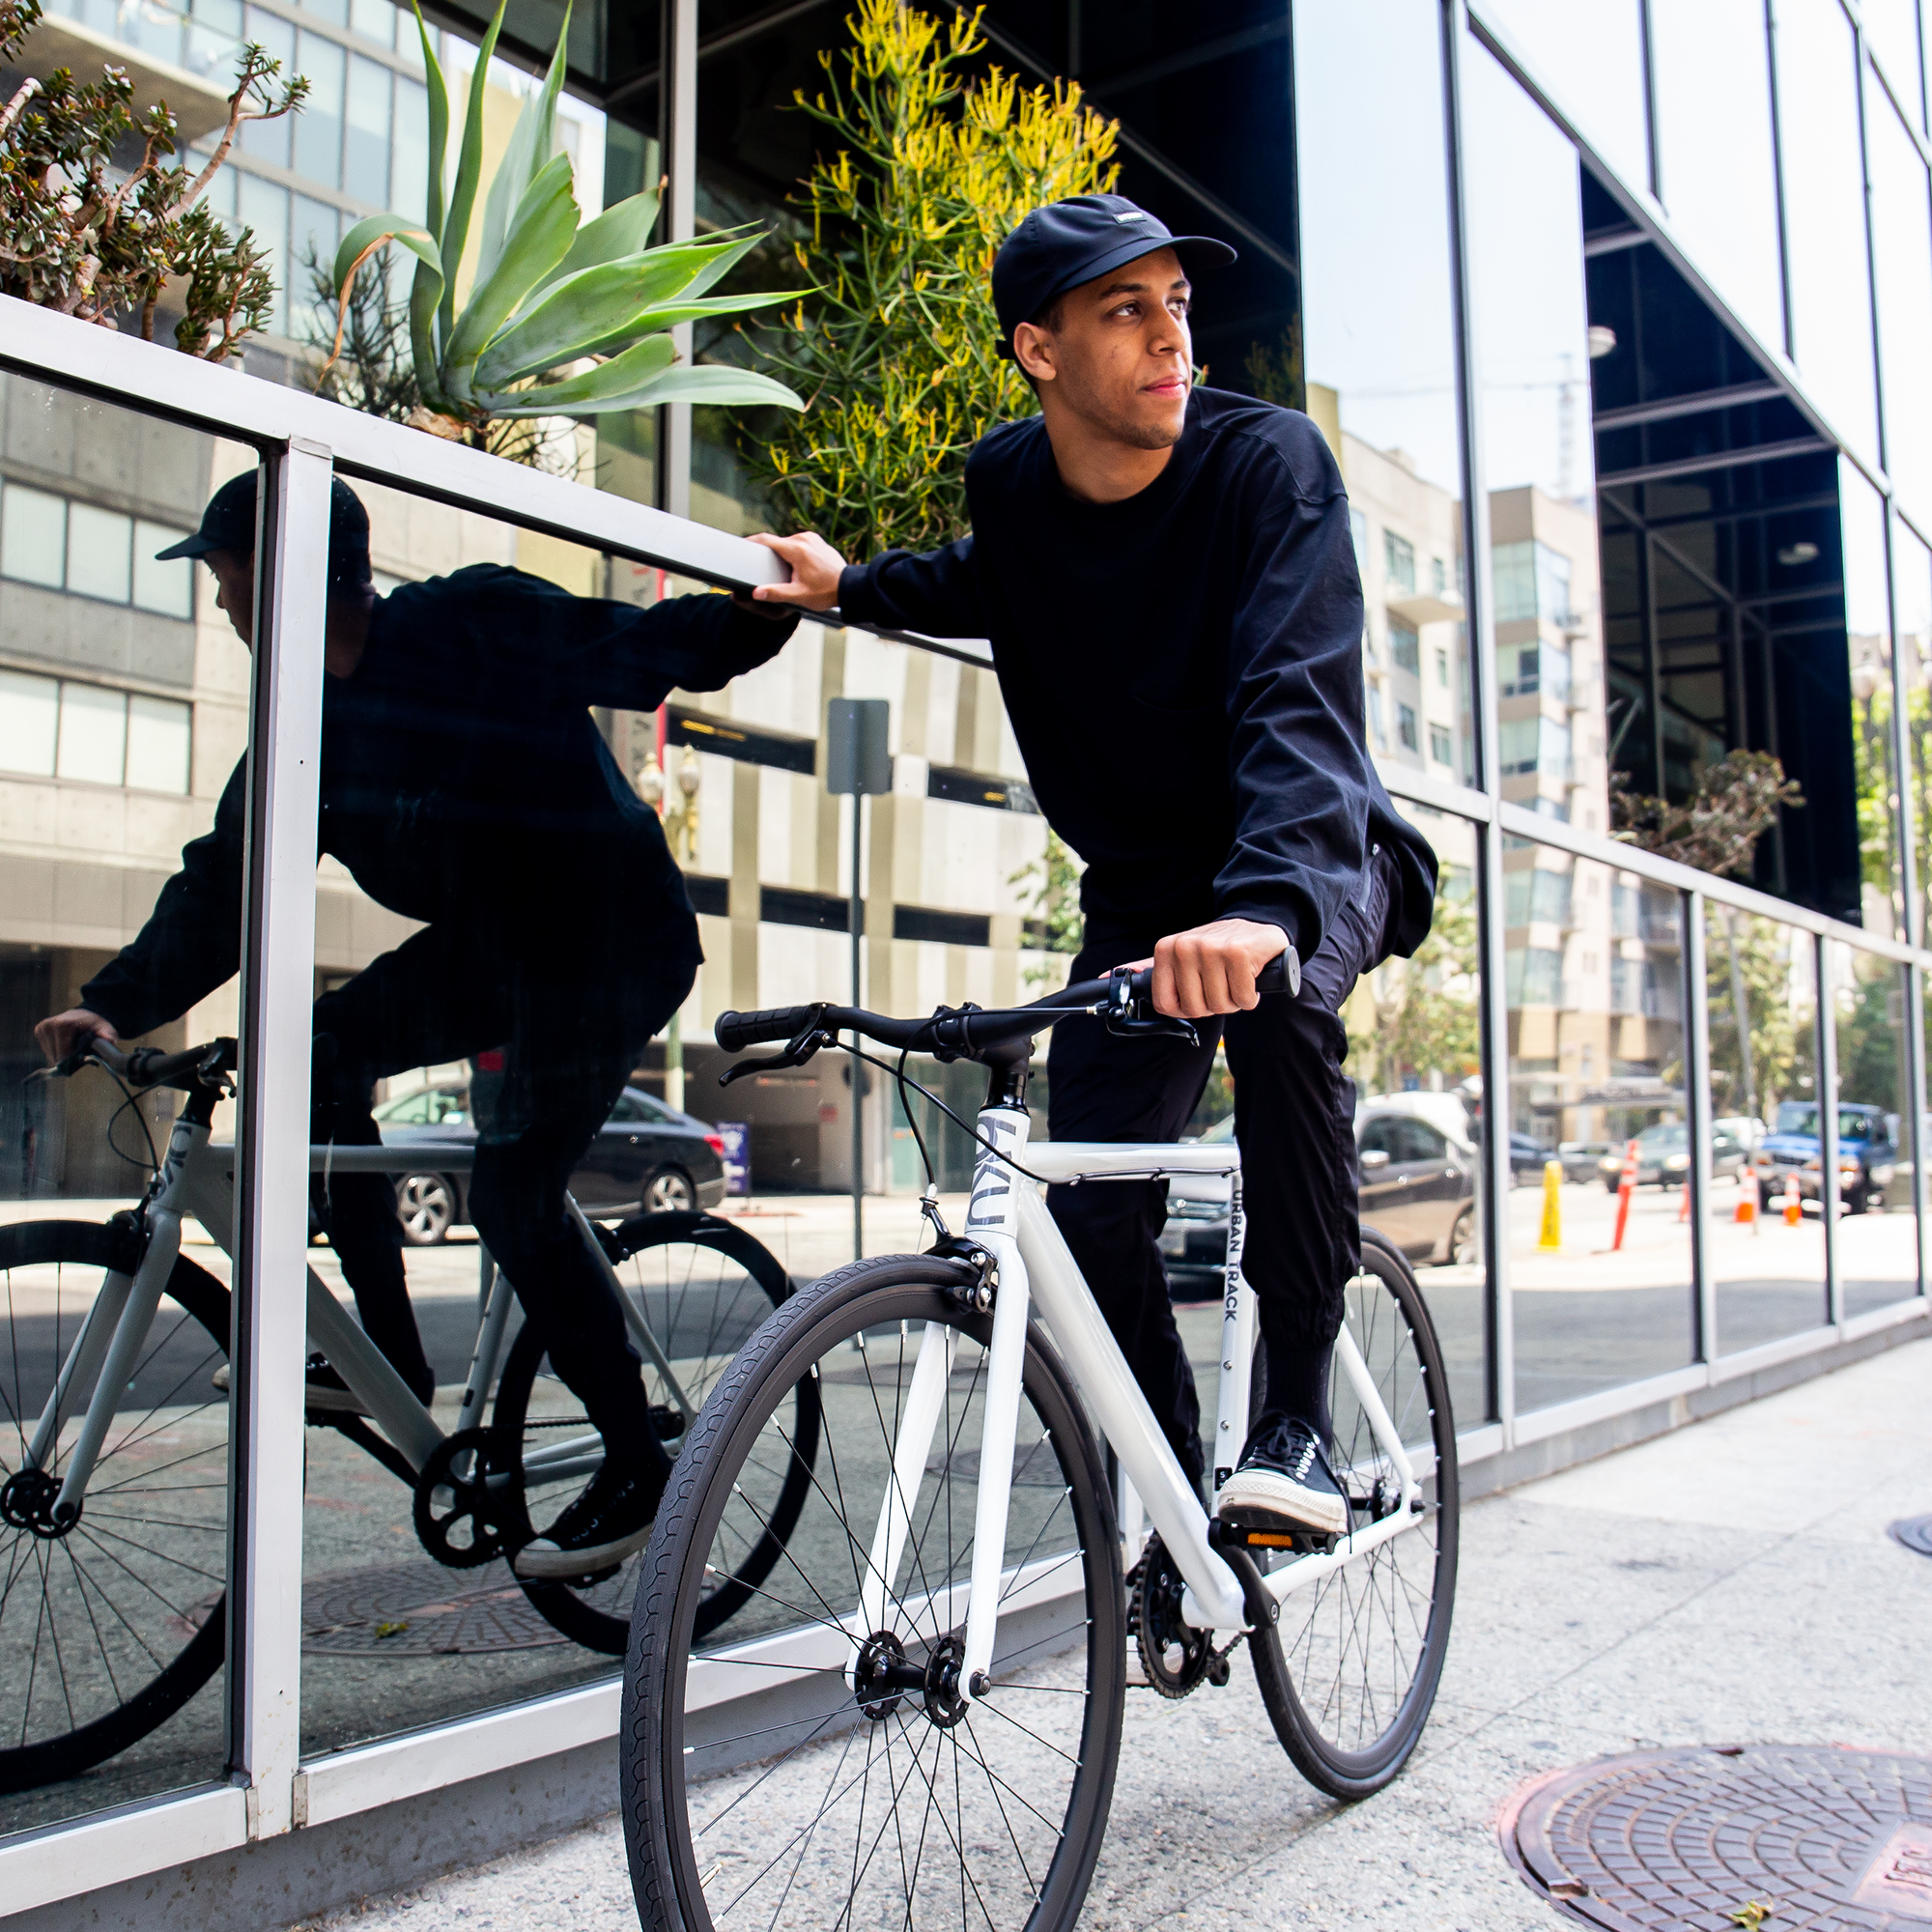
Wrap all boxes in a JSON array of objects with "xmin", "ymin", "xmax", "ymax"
[
  {"xmin": 1435, "ymin": 647, "xmax": 1449, "ymax": 688},
  {"xmin": 1429, "ymin": 724, "xmax": 1453, "ymax": 766},
  {"xmin": 1349, "ymin": 506, "xmax": 1367, "ymax": 573},
  {"xmin": 1499, "ymin": 716, "xmax": 1573, "ymax": 781},
  {"xmin": 1506, "ymin": 946, "xmax": 1564, "ymax": 1007},
  {"xmin": 1367, "ymin": 687, "xmax": 1388, "ymax": 749},
  {"xmin": 1389, "ymin": 621, "xmax": 1420, "ymax": 673},
  {"xmin": 1398, "ymin": 702, "xmax": 1419, "ymax": 752},
  {"xmin": 1432, "ymin": 555, "xmax": 1447, "ymax": 596},
  {"xmin": 0, "ymin": 483, "xmax": 193, "ymax": 617},
  {"xmin": 1384, "ymin": 529, "xmax": 1417, "ymax": 594},
  {"xmin": 1492, "ymin": 539, "xmax": 1574, "ymax": 626},
  {"xmin": 0, "ymin": 668, "xmax": 192, "ymax": 792}
]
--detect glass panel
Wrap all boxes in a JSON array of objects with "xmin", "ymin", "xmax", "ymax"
[
  {"xmin": 1775, "ymin": 0, "xmax": 1881, "ymax": 464},
  {"xmin": 1508, "ymin": 847, "xmax": 1692, "ymax": 1412},
  {"xmin": 344, "ymin": 53, "xmax": 393, "ymax": 207},
  {"xmin": 293, "ymin": 28, "xmax": 346, "ymax": 188},
  {"xmin": 1712, "ymin": 909, "xmax": 1830, "ymax": 1349},
  {"xmin": 240, "ymin": 5, "xmax": 295, "ymax": 167},
  {"xmin": 1869, "ymin": 96, "xmax": 1932, "ymax": 528},
  {"xmin": 1471, "ymin": 0, "xmax": 1652, "ymax": 193},
  {"xmin": 237, "ymin": 174, "xmax": 292, "ymax": 336},
  {"xmin": 1864, "ymin": 0, "xmax": 1928, "ymax": 131},
  {"xmin": 1827, "ymin": 941, "xmax": 1918, "ymax": 1313},
  {"xmin": 1297, "ymin": 1, "xmax": 1469, "ymax": 782},
  {"xmin": 1649, "ymin": 0, "xmax": 1786, "ymax": 355},
  {"xmin": 133, "ymin": 520, "xmax": 195, "ymax": 617},
  {"xmin": 1897, "ymin": 514, "xmax": 1932, "ymax": 945},
  {"xmin": 1843, "ymin": 462, "xmax": 1906, "ymax": 939},
  {"xmin": 0, "ymin": 383, "xmax": 252, "ymax": 1837},
  {"xmin": 1342, "ymin": 807, "xmax": 1489, "ymax": 1430},
  {"xmin": 348, "ymin": 0, "xmax": 393, "ymax": 46},
  {"xmin": 1463, "ymin": 38, "xmax": 1609, "ymax": 835}
]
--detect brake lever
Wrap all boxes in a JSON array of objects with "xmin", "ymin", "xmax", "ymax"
[
  {"xmin": 1097, "ymin": 970, "xmax": 1200, "ymax": 1048},
  {"xmin": 719, "ymin": 1021, "xmax": 835, "ymax": 1087}
]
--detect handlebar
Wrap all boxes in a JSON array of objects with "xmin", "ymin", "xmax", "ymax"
[
  {"xmin": 714, "ymin": 952, "xmax": 1295, "ymax": 1066},
  {"xmin": 55, "ymin": 1036, "xmax": 236, "ymax": 1094}
]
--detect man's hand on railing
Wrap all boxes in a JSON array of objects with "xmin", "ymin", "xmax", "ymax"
[{"xmin": 747, "ymin": 531, "xmax": 847, "ymax": 612}]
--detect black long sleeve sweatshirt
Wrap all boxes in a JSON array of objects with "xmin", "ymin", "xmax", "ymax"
[
  {"xmin": 81, "ymin": 566, "xmax": 798, "ymax": 1039},
  {"xmin": 838, "ymin": 387, "xmax": 1437, "ymax": 963}
]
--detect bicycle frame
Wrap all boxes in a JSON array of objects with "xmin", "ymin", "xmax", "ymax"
[
  {"xmin": 856, "ymin": 1102, "xmax": 1426, "ymax": 1703},
  {"xmin": 25, "ymin": 1111, "xmax": 699, "ymax": 1512}
]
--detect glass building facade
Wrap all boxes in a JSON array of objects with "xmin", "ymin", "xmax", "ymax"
[{"xmin": 3, "ymin": 0, "xmax": 1932, "ymax": 1915}]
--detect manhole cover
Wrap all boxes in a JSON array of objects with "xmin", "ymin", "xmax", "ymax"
[
  {"xmin": 1890, "ymin": 1517, "xmax": 1932, "ymax": 1558},
  {"xmin": 302, "ymin": 1559, "xmax": 567, "ymax": 1656},
  {"xmin": 1500, "ymin": 1745, "xmax": 1932, "ymax": 1928}
]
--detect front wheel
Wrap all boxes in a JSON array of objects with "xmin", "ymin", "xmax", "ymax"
[
  {"xmin": 0, "ymin": 1220, "xmax": 232, "ymax": 1795},
  {"xmin": 1244, "ymin": 1225, "xmax": 1458, "ymax": 1799},
  {"xmin": 622, "ymin": 1255, "xmax": 1125, "ymax": 1932}
]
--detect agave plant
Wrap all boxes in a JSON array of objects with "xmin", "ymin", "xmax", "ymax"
[{"xmin": 327, "ymin": 0, "xmax": 801, "ymax": 434}]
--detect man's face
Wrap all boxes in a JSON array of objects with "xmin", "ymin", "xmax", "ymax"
[
  {"xmin": 1014, "ymin": 245, "xmax": 1193, "ymax": 450},
  {"xmin": 206, "ymin": 548, "xmax": 255, "ymax": 647}
]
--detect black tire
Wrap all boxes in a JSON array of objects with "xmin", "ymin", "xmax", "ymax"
[
  {"xmin": 622, "ymin": 1255, "xmax": 1124, "ymax": 1932},
  {"xmin": 493, "ymin": 1212, "xmax": 814, "ymax": 1654},
  {"xmin": 1448, "ymin": 1205, "xmax": 1477, "ymax": 1267},
  {"xmin": 0, "ymin": 1220, "xmax": 231, "ymax": 1796},
  {"xmin": 395, "ymin": 1172, "xmax": 458, "ymax": 1245},
  {"xmin": 1245, "ymin": 1226, "xmax": 1458, "ymax": 1799},
  {"xmin": 642, "ymin": 1167, "xmax": 696, "ymax": 1215}
]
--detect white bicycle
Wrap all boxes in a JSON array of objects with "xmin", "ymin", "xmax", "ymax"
[{"xmin": 619, "ymin": 964, "xmax": 1460, "ymax": 1932}]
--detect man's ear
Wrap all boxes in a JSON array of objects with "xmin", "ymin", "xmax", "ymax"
[{"xmin": 1012, "ymin": 322, "xmax": 1056, "ymax": 385}]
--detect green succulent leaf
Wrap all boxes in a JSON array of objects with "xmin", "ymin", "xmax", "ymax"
[
  {"xmin": 332, "ymin": 213, "xmax": 440, "ymax": 298},
  {"xmin": 586, "ymin": 363, "xmax": 806, "ymax": 412},
  {"xmin": 412, "ymin": 3, "xmax": 449, "ymax": 248},
  {"xmin": 476, "ymin": 0, "xmax": 572, "ymax": 291},
  {"xmin": 535, "ymin": 185, "xmax": 662, "ymax": 295},
  {"xmin": 477, "ymin": 331, "xmax": 679, "ymax": 414},
  {"xmin": 410, "ymin": 254, "xmax": 450, "ymax": 414},
  {"xmin": 438, "ymin": 0, "xmax": 508, "ymax": 348},
  {"xmin": 442, "ymin": 151, "xmax": 581, "ymax": 399},
  {"xmin": 470, "ymin": 234, "xmax": 769, "ymax": 389}
]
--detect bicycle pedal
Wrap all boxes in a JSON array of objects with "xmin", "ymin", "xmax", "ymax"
[{"xmin": 1215, "ymin": 1520, "xmax": 1339, "ymax": 1557}]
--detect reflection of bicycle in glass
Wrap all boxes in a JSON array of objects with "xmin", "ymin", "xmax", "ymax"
[
  {"xmin": 622, "ymin": 966, "xmax": 1458, "ymax": 1932},
  {"xmin": 0, "ymin": 1037, "xmax": 813, "ymax": 1796}
]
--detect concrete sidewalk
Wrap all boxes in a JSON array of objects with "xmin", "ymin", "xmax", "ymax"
[{"xmin": 298, "ymin": 1337, "xmax": 1932, "ymax": 1931}]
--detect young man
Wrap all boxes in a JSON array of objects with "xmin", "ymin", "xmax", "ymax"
[
  {"xmin": 36, "ymin": 472, "xmax": 797, "ymax": 1576},
  {"xmin": 750, "ymin": 193, "xmax": 1437, "ymax": 1536}
]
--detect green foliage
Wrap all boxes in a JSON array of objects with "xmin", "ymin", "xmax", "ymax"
[
  {"xmin": 0, "ymin": 0, "xmax": 304, "ymax": 358},
  {"xmin": 1705, "ymin": 907, "xmax": 1804, "ymax": 1123},
  {"xmin": 1347, "ymin": 872, "xmax": 1480, "ymax": 1094},
  {"xmin": 1610, "ymin": 749, "xmax": 1803, "ymax": 881},
  {"xmin": 746, "ymin": 0, "xmax": 1120, "ymax": 555},
  {"xmin": 1849, "ymin": 671, "xmax": 1908, "ymax": 933},
  {"xmin": 1009, "ymin": 828, "xmax": 1084, "ymax": 989},
  {"xmin": 331, "ymin": 0, "xmax": 803, "ymax": 443},
  {"xmin": 1835, "ymin": 958, "xmax": 1905, "ymax": 1113}
]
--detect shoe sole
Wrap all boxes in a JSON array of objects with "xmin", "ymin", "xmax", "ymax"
[
  {"xmin": 513, "ymin": 1523, "xmax": 653, "ymax": 1579},
  {"xmin": 1215, "ymin": 1469, "xmax": 1349, "ymax": 1537}
]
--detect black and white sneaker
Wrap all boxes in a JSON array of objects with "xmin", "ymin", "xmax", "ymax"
[
  {"xmin": 513, "ymin": 1464, "xmax": 658, "ymax": 1581},
  {"xmin": 1216, "ymin": 1415, "xmax": 1350, "ymax": 1539}
]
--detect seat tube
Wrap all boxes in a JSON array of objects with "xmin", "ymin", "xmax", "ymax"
[
  {"xmin": 961, "ymin": 1104, "xmax": 1033, "ymax": 1700},
  {"xmin": 1211, "ymin": 1163, "xmax": 1256, "ymax": 1497}
]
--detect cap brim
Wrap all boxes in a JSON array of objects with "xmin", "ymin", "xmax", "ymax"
[
  {"xmin": 998, "ymin": 231, "xmax": 1239, "ymax": 356},
  {"xmin": 153, "ymin": 532, "xmax": 217, "ymax": 561}
]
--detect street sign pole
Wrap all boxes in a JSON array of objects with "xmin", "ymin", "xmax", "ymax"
[{"xmin": 826, "ymin": 697, "xmax": 892, "ymax": 1261}]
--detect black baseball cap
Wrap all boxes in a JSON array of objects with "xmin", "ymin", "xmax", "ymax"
[
  {"xmin": 991, "ymin": 193, "xmax": 1237, "ymax": 358},
  {"xmin": 156, "ymin": 471, "xmax": 372, "ymax": 585}
]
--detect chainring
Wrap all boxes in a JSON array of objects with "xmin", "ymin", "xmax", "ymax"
[
  {"xmin": 1132, "ymin": 1534, "xmax": 1216, "ymax": 1698},
  {"xmin": 412, "ymin": 1426, "xmax": 510, "ymax": 1569}
]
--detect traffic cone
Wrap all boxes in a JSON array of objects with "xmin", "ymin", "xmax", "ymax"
[
  {"xmin": 1736, "ymin": 1172, "xmax": 1758, "ymax": 1226},
  {"xmin": 1677, "ymin": 1179, "xmax": 1690, "ymax": 1222},
  {"xmin": 1782, "ymin": 1173, "xmax": 1803, "ymax": 1226},
  {"xmin": 1538, "ymin": 1159, "xmax": 1562, "ymax": 1249},
  {"xmin": 1611, "ymin": 1138, "xmax": 1638, "ymax": 1251}
]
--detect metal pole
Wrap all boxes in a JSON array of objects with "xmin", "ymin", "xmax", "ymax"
[{"xmin": 851, "ymin": 793, "xmax": 864, "ymax": 1261}]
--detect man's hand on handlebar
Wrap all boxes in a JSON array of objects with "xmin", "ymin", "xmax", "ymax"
[
  {"xmin": 1121, "ymin": 919, "xmax": 1293, "ymax": 1022},
  {"xmin": 35, "ymin": 1008, "xmax": 118, "ymax": 1065},
  {"xmin": 745, "ymin": 532, "xmax": 847, "ymax": 612}
]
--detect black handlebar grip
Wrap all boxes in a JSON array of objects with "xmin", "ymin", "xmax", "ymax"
[
  {"xmin": 1255, "ymin": 948, "xmax": 1300, "ymax": 998},
  {"xmin": 715, "ymin": 1006, "xmax": 816, "ymax": 1052}
]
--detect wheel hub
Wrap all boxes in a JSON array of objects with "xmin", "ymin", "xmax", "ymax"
[
  {"xmin": 1, "ymin": 1466, "xmax": 74, "ymax": 1540},
  {"xmin": 852, "ymin": 1631, "xmax": 971, "ymax": 1728}
]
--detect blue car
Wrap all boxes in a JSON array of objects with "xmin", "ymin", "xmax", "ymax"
[{"xmin": 1749, "ymin": 1101, "xmax": 1898, "ymax": 1215}]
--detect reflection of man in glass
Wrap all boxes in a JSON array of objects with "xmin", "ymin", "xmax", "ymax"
[
  {"xmin": 753, "ymin": 195, "xmax": 1438, "ymax": 1539},
  {"xmin": 35, "ymin": 474, "xmax": 797, "ymax": 1575}
]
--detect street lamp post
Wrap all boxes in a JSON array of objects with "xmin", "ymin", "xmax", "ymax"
[{"xmin": 637, "ymin": 740, "xmax": 701, "ymax": 1113}]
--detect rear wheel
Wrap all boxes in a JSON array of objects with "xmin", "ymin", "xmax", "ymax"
[
  {"xmin": 0, "ymin": 1220, "xmax": 231, "ymax": 1795},
  {"xmin": 622, "ymin": 1255, "xmax": 1124, "ymax": 1932},
  {"xmin": 492, "ymin": 1212, "xmax": 813, "ymax": 1654},
  {"xmin": 1244, "ymin": 1226, "xmax": 1458, "ymax": 1799}
]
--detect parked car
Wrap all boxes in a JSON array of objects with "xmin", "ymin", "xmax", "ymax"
[
  {"xmin": 372, "ymin": 1082, "xmax": 728, "ymax": 1244},
  {"xmin": 1158, "ymin": 1103, "xmax": 1477, "ymax": 1296},
  {"xmin": 1558, "ymin": 1140, "xmax": 1613, "ymax": 1185},
  {"xmin": 1596, "ymin": 1121, "xmax": 1745, "ymax": 1190},
  {"xmin": 1507, "ymin": 1133, "xmax": 1548, "ymax": 1185},
  {"xmin": 1749, "ymin": 1101, "xmax": 1898, "ymax": 1214}
]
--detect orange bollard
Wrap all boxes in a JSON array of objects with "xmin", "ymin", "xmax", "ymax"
[
  {"xmin": 1782, "ymin": 1173, "xmax": 1803, "ymax": 1226},
  {"xmin": 1736, "ymin": 1171, "xmax": 1758, "ymax": 1226},
  {"xmin": 1611, "ymin": 1138, "xmax": 1638, "ymax": 1251},
  {"xmin": 1677, "ymin": 1179, "xmax": 1690, "ymax": 1222}
]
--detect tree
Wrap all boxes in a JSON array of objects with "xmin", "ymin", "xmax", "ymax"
[
  {"xmin": 1347, "ymin": 875, "xmax": 1481, "ymax": 1094},
  {"xmin": 0, "ymin": 0, "xmax": 305, "ymax": 358},
  {"xmin": 745, "ymin": 0, "xmax": 1120, "ymax": 556},
  {"xmin": 1009, "ymin": 828, "xmax": 1083, "ymax": 990},
  {"xmin": 1705, "ymin": 907, "xmax": 1805, "ymax": 1124},
  {"xmin": 1609, "ymin": 749, "xmax": 1802, "ymax": 881}
]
